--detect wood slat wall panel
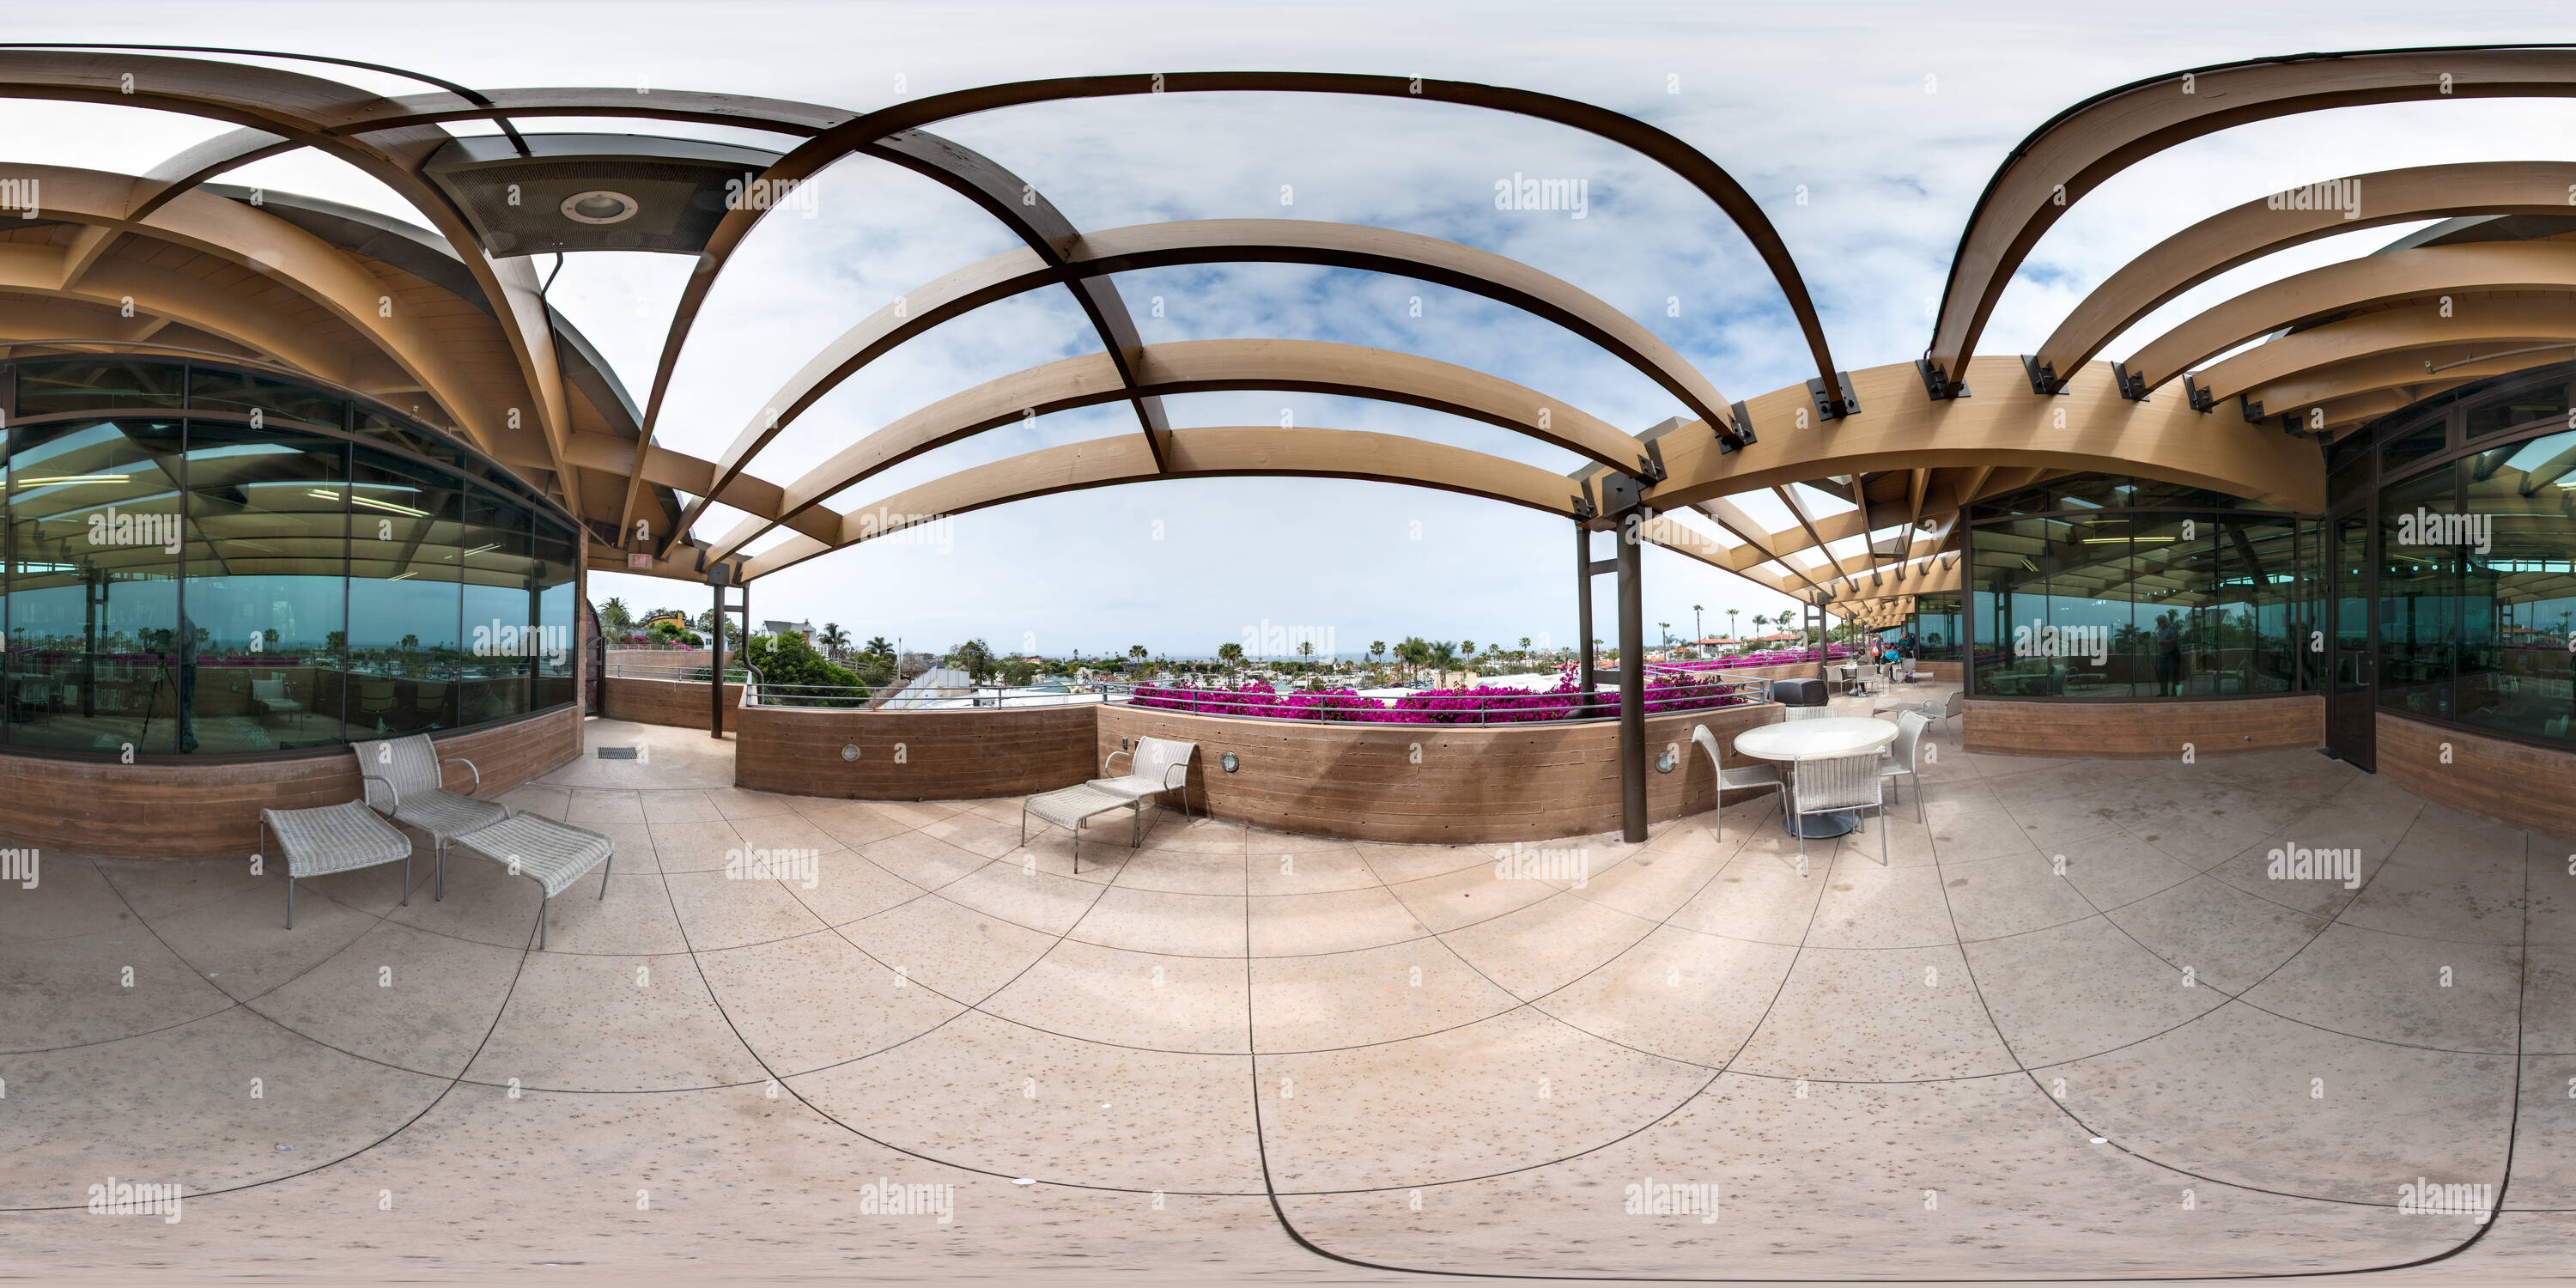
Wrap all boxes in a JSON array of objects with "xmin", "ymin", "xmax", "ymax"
[
  {"xmin": 604, "ymin": 677, "xmax": 742, "ymax": 731},
  {"xmin": 2378, "ymin": 714, "xmax": 2576, "ymax": 839},
  {"xmin": 1964, "ymin": 696, "xmax": 2322, "ymax": 758},
  {"xmin": 728, "ymin": 697, "xmax": 1785, "ymax": 842},
  {"xmin": 0, "ymin": 707, "xmax": 580, "ymax": 859},
  {"xmin": 1097, "ymin": 702, "xmax": 1783, "ymax": 842},
  {"xmin": 733, "ymin": 702, "xmax": 1098, "ymax": 799}
]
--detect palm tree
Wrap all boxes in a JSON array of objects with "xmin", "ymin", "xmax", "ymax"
[
  {"xmin": 1426, "ymin": 640, "xmax": 1460, "ymax": 677},
  {"xmin": 1297, "ymin": 641, "xmax": 1314, "ymax": 665},
  {"xmin": 1692, "ymin": 603, "xmax": 1703, "ymax": 650},
  {"xmin": 1518, "ymin": 635, "xmax": 1531, "ymax": 657},
  {"xmin": 864, "ymin": 635, "xmax": 892, "ymax": 656},
  {"xmin": 1394, "ymin": 635, "xmax": 1431, "ymax": 683},
  {"xmin": 1461, "ymin": 640, "xmax": 1475, "ymax": 659},
  {"xmin": 1727, "ymin": 608, "xmax": 1740, "ymax": 646},
  {"xmin": 817, "ymin": 623, "xmax": 850, "ymax": 660},
  {"xmin": 1370, "ymin": 640, "xmax": 1387, "ymax": 667},
  {"xmin": 598, "ymin": 597, "xmax": 633, "ymax": 634},
  {"xmin": 1218, "ymin": 641, "xmax": 1243, "ymax": 667},
  {"xmin": 1659, "ymin": 621, "xmax": 1671, "ymax": 649},
  {"xmin": 1127, "ymin": 644, "xmax": 1148, "ymax": 672}
]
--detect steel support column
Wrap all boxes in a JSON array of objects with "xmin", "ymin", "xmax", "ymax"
[
  {"xmin": 1576, "ymin": 523, "xmax": 1597, "ymax": 698},
  {"xmin": 709, "ymin": 573, "xmax": 726, "ymax": 739},
  {"xmin": 1614, "ymin": 511, "xmax": 1646, "ymax": 843}
]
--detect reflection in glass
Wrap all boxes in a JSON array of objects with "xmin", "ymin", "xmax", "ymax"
[
  {"xmin": 6, "ymin": 419, "xmax": 185, "ymax": 752},
  {"xmin": 346, "ymin": 445, "xmax": 462, "ymax": 737},
  {"xmin": 182, "ymin": 423, "xmax": 347, "ymax": 752}
]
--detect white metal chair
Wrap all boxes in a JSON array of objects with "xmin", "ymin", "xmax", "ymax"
[
  {"xmin": 1088, "ymin": 735, "xmax": 1197, "ymax": 818},
  {"xmin": 1873, "ymin": 687, "xmax": 1963, "ymax": 739},
  {"xmin": 1791, "ymin": 750, "xmax": 1887, "ymax": 866},
  {"xmin": 351, "ymin": 734, "xmax": 510, "ymax": 901},
  {"xmin": 1879, "ymin": 710, "xmax": 1930, "ymax": 823},
  {"xmin": 262, "ymin": 799, "xmax": 413, "ymax": 929},
  {"xmin": 1835, "ymin": 661, "xmax": 1862, "ymax": 695},
  {"xmin": 1691, "ymin": 724, "xmax": 1783, "ymax": 842},
  {"xmin": 1785, "ymin": 705, "xmax": 1834, "ymax": 721}
]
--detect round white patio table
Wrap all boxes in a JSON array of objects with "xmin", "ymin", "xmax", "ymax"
[{"xmin": 1734, "ymin": 716, "xmax": 1899, "ymax": 838}]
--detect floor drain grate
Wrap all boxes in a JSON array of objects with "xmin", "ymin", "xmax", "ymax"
[{"xmin": 596, "ymin": 747, "xmax": 640, "ymax": 760}]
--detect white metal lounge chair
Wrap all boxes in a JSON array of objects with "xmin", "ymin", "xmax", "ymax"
[
  {"xmin": 1692, "ymin": 724, "xmax": 1783, "ymax": 844},
  {"xmin": 1088, "ymin": 735, "xmax": 1197, "ymax": 818},
  {"xmin": 262, "ymin": 799, "xmax": 412, "ymax": 929},
  {"xmin": 351, "ymin": 733, "xmax": 511, "ymax": 900}
]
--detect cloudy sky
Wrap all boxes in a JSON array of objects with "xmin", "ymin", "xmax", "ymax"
[{"xmin": 14, "ymin": 1, "xmax": 2576, "ymax": 658}]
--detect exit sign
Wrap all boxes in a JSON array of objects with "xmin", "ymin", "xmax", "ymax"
[{"xmin": 627, "ymin": 551, "xmax": 650, "ymax": 569}]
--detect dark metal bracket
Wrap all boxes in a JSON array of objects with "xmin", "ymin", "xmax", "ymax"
[
  {"xmin": 2112, "ymin": 361, "xmax": 2149, "ymax": 401},
  {"xmin": 2019, "ymin": 355, "xmax": 2065, "ymax": 395},
  {"xmin": 1915, "ymin": 359, "xmax": 1968, "ymax": 401},
  {"xmin": 2184, "ymin": 374, "xmax": 2215, "ymax": 413},
  {"xmin": 1807, "ymin": 370, "xmax": 1859, "ymax": 421}
]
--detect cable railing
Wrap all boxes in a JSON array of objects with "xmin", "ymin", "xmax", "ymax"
[{"xmin": 617, "ymin": 656, "xmax": 1780, "ymax": 723}]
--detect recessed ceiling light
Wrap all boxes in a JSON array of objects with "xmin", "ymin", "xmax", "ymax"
[{"xmin": 560, "ymin": 191, "xmax": 640, "ymax": 225}]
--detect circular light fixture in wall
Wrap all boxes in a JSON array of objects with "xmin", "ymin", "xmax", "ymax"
[
  {"xmin": 1655, "ymin": 748, "xmax": 1678, "ymax": 773},
  {"xmin": 841, "ymin": 743, "xmax": 860, "ymax": 762},
  {"xmin": 1219, "ymin": 751, "xmax": 1239, "ymax": 773},
  {"xmin": 560, "ymin": 191, "xmax": 641, "ymax": 224}
]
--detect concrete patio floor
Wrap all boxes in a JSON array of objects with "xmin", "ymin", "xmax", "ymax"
[{"xmin": 1, "ymin": 697, "xmax": 2567, "ymax": 1283}]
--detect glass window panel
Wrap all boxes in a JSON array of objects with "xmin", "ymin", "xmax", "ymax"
[
  {"xmin": 2465, "ymin": 379, "xmax": 2573, "ymax": 440},
  {"xmin": 2050, "ymin": 475, "xmax": 2133, "ymax": 512},
  {"xmin": 354, "ymin": 407, "xmax": 459, "ymax": 468},
  {"xmin": 188, "ymin": 368, "xmax": 346, "ymax": 430},
  {"xmin": 2379, "ymin": 463, "xmax": 2460, "ymax": 720},
  {"xmin": 181, "ymin": 422, "xmax": 347, "ymax": 752},
  {"xmin": 2214, "ymin": 520, "xmax": 2299, "ymax": 695},
  {"xmin": 2125, "ymin": 515, "xmax": 2210, "ymax": 697},
  {"xmin": 532, "ymin": 516, "xmax": 579, "ymax": 710},
  {"xmin": 1971, "ymin": 518, "xmax": 2055, "ymax": 696},
  {"xmin": 2382, "ymin": 420, "xmax": 2451, "ymax": 475},
  {"xmin": 2462, "ymin": 429, "xmax": 2576, "ymax": 744},
  {"xmin": 459, "ymin": 485, "xmax": 532, "ymax": 726},
  {"xmin": 1917, "ymin": 592, "xmax": 1960, "ymax": 662},
  {"xmin": 346, "ymin": 445, "xmax": 462, "ymax": 737},
  {"xmin": 11, "ymin": 358, "xmax": 185, "ymax": 416},
  {"xmin": 6, "ymin": 419, "xmax": 185, "ymax": 752},
  {"xmin": 2045, "ymin": 514, "xmax": 2135, "ymax": 697}
]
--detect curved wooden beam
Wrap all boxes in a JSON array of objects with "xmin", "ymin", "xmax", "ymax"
[
  {"xmin": 738, "ymin": 426, "xmax": 1580, "ymax": 579},
  {"xmin": 0, "ymin": 51, "xmax": 579, "ymax": 507},
  {"xmin": 1928, "ymin": 45, "xmax": 2576, "ymax": 377},
  {"xmin": 589, "ymin": 72, "xmax": 1827, "ymax": 550},
  {"xmin": 1646, "ymin": 355, "xmax": 2324, "ymax": 514},
  {"xmin": 621, "ymin": 125, "xmax": 1173, "ymax": 555},
  {"xmin": 0, "ymin": 165, "xmax": 523, "ymax": 459},
  {"xmin": 674, "ymin": 217, "xmax": 1734, "ymax": 545},
  {"xmin": 2036, "ymin": 161, "xmax": 2576, "ymax": 377},
  {"xmin": 2240, "ymin": 344, "xmax": 2568, "ymax": 427},
  {"xmin": 704, "ymin": 338, "xmax": 1650, "ymax": 562},
  {"xmin": 2192, "ymin": 296, "xmax": 2576, "ymax": 403},
  {"xmin": 2127, "ymin": 241, "xmax": 2576, "ymax": 389}
]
